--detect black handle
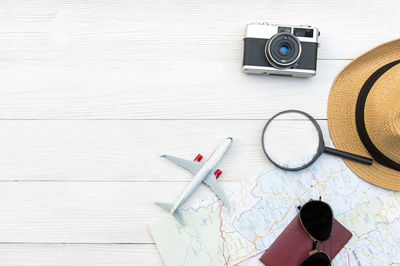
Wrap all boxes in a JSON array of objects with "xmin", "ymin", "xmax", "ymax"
[{"xmin": 323, "ymin": 147, "xmax": 373, "ymax": 165}]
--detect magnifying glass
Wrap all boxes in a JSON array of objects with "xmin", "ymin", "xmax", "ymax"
[{"xmin": 261, "ymin": 110, "xmax": 373, "ymax": 171}]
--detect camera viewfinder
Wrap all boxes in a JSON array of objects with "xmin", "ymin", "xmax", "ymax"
[
  {"xmin": 278, "ymin": 27, "xmax": 291, "ymax": 33},
  {"xmin": 294, "ymin": 28, "xmax": 314, "ymax": 38}
]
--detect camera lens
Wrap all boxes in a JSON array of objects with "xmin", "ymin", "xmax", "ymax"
[
  {"xmin": 265, "ymin": 33, "xmax": 301, "ymax": 68},
  {"xmin": 279, "ymin": 44, "xmax": 290, "ymax": 55}
]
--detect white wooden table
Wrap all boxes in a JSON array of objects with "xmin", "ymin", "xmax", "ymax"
[{"xmin": 0, "ymin": 1, "xmax": 398, "ymax": 265}]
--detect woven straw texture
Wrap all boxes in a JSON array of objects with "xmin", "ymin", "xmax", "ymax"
[{"xmin": 328, "ymin": 39, "xmax": 400, "ymax": 191}]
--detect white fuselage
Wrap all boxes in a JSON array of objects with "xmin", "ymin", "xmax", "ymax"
[{"xmin": 169, "ymin": 137, "xmax": 232, "ymax": 214}]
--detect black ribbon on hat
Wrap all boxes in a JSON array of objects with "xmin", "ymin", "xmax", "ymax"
[{"xmin": 355, "ymin": 59, "xmax": 400, "ymax": 171}]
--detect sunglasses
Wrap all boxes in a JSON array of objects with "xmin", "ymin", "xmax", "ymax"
[{"xmin": 298, "ymin": 199, "xmax": 333, "ymax": 266}]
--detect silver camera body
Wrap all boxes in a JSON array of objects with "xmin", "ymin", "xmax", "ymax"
[{"xmin": 242, "ymin": 23, "xmax": 319, "ymax": 77}]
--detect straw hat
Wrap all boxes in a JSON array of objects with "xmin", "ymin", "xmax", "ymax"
[{"xmin": 328, "ymin": 39, "xmax": 400, "ymax": 191}]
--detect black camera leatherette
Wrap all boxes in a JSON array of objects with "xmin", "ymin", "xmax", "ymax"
[{"xmin": 243, "ymin": 38, "xmax": 318, "ymax": 71}]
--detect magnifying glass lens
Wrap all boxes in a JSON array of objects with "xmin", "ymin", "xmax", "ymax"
[{"xmin": 262, "ymin": 112, "xmax": 321, "ymax": 170}]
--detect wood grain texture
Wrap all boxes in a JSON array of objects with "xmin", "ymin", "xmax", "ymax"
[
  {"xmin": 0, "ymin": 120, "xmax": 330, "ymax": 181},
  {"xmin": 0, "ymin": 122, "xmax": 333, "ymax": 245},
  {"xmin": 0, "ymin": 0, "xmax": 397, "ymax": 264},
  {"xmin": 0, "ymin": 181, "xmax": 204, "ymax": 243},
  {"xmin": 0, "ymin": 0, "xmax": 399, "ymax": 60},
  {"xmin": 0, "ymin": 244, "xmax": 163, "ymax": 266},
  {"xmin": 0, "ymin": 59, "xmax": 346, "ymax": 119}
]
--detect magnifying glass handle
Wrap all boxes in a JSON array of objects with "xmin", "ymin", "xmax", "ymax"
[{"xmin": 324, "ymin": 147, "xmax": 373, "ymax": 165}]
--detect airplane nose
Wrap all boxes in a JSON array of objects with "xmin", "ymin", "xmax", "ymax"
[{"xmin": 227, "ymin": 137, "xmax": 233, "ymax": 142}]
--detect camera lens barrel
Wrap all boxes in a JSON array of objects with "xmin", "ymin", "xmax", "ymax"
[{"xmin": 265, "ymin": 33, "xmax": 302, "ymax": 68}]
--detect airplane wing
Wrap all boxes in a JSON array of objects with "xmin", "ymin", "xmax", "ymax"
[
  {"xmin": 161, "ymin": 154, "xmax": 203, "ymax": 175},
  {"xmin": 203, "ymin": 171, "xmax": 230, "ymax": 210}
]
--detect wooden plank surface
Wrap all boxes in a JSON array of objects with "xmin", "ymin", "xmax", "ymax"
[
  {"xmin": 0, "ymin": 0, "xmax": 398, "ymax": 60},
  {"xmin": 0, "ymin": 124, "xmax": 330, "ymax": 244},
  {"xmin": 0, "ymin": 0, "xmax": 398, "ymax": 119},
  {"xmin": 0, "ymin": 180, "xmax": 201, "ymax": 243},
  {"xmin": 0, "ymin": 120, "xmax": 330, "ymax": 181},
  {"xmin": 0, "ymin": 59, "xmax": 345, "ymax": 119},
  {"xmin": 0, "ymin": 0, "xmax": 397, "ymax": 265},
  {"xmin": 0, "ymin": 244, "xmax": 163, "ymax": 266}
]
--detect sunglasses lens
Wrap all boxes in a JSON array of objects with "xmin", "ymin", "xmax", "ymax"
[
  {"xmin": 300, "ymin": 201, "xmax": 333, "ymax": 241},
  {"xmin": 301, "ymin": 252, "xmax": 331, "ymax": 266}
]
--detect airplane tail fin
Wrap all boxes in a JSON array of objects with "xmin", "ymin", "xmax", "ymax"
[{"xmin": 155, "ymin": 202, "xmax": 186, "ymax": 226}]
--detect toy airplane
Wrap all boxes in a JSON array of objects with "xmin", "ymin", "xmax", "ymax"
[{"xmin": 156, "ymin": 137, "xmax": 233, "ymax": 225}]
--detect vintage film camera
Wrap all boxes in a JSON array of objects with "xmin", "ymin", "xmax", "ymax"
[{"xmin": 242, "ymin": 23, "xmax": 319, "ymax": 77}]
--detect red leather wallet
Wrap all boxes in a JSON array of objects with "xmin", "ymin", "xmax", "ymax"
[{"xmin": 259, "ymin": 213, "xmax": 352, "ymax": 265}]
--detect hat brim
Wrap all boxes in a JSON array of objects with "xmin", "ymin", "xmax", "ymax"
[{"xmin": 327, "ymin": 39, "xmax": 400, "ymax": 191}]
